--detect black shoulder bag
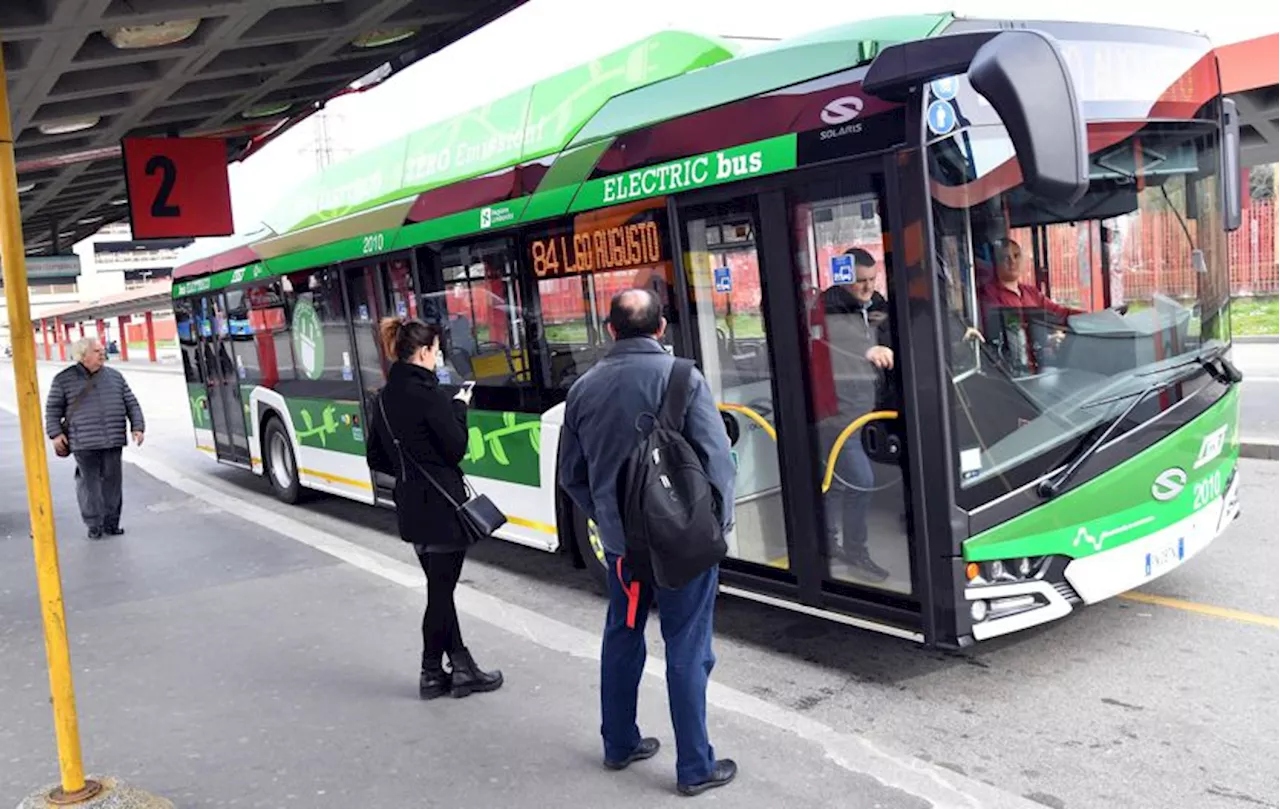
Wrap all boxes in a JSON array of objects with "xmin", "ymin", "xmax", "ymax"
[{"xmin": 376, "ymin": 396, "xmax": 507, "ymax": 545}]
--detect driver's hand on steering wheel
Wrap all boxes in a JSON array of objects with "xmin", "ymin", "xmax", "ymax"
[{"xmin": 865, "ymin": 345, "xmax": 894, "ymax": 370}]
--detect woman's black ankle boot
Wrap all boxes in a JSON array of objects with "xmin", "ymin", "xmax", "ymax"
[
  {"xmin": 420, "ymin": 659, "xmax": 451, "ymax": 700},
  {"xmin": 448, "ymin": 648, "xmax": 503, "ymax": 698}
]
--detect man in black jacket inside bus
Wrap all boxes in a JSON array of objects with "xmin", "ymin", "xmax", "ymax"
[{"xmin": 818, "ymin": 247, "xmax": 896, "ymax": 582}]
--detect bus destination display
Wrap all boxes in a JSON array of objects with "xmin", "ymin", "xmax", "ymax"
[{"xmin": 529, "ymin": 216, "xmax": 666, "ymax": 278}]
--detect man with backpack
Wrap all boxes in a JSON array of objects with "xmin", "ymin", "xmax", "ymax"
[{"xmin": 558, "ymin": 288, "xmax": 737, "ymax": 797}]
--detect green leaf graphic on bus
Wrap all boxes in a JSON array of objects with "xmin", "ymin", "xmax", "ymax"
[
  {"xmin": 296, "ymin": 405, "xmax": 339, "ymax": 447},
  {"xmin": 285, "ymin": 398, "xmax": 365, "ymax": 455},
  {"xmin": 462, "ymin": 410, "xmax": 541, "ymax": 487}
]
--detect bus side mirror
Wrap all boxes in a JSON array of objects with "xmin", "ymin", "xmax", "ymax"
[
  {"xmin": 865, "ymin": 29, "xmax": 1089, "ymax": 205},
  {"xmin": 1221, "ymin": 97, "xmax": 1243, "ymax": 232},
  {"xmin": 966, "ymin": 31, "xmax": 1089, "ymax": 204}
]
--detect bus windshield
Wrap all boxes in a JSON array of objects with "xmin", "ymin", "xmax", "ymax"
[{"xmin": 930, "ymin": 115, "xmax": 1230, "ymax": 493}]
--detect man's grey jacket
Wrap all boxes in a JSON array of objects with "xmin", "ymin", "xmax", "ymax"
[
  {"xmin": 558, "ymin": 338, "xmax": 736, "ymax": 558},
  {"xmin": 45, "ymin": 364, "xmax": 145, "ymax": 453}
]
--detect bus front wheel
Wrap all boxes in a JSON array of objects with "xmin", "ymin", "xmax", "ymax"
[
  {"xmin": 263, "ymin": 417, "xmax": 302, "ymax": 504},
  {"xmin": 573, "ymin": 507, "xmax": 608, "ymax": 595}
]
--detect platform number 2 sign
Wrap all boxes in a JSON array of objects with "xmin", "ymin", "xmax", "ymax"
[{"xmin": 122, "ymin": 137, "xmax": 234, "ymax": 240}]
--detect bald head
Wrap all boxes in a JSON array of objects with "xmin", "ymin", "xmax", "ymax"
[{"xmin": 608, "ymin": 288, "xmax": 665, "ymax": 341}]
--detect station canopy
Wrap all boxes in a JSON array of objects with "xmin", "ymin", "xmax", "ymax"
[{"xmin": 1, "ymin": 0, "xmax": 527, "ymax": 257}]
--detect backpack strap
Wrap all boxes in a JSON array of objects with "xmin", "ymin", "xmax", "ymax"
[
  {"xmin": 615, "ymin": 557, "xmax": 642, "ymax": 629},
  {"xmin": 657, "ymin": 358, "xmax": 695, "ymax": 432}
]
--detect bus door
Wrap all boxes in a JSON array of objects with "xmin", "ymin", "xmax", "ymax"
[
  {"xmin": 677, "ymin": 173, "xmax": 917, "ymax": 618},
  {"xmin": 196, "ymin": 293, "xmax": 251, "ymax": 464},
  {"xmin": 343, "ymin": 261, "xmax": 389, "ymax": 403},
  {"xmin": 676, "ymin": 198, "xmax": 794, "ymax": 576}
]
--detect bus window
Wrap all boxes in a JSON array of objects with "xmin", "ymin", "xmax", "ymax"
[
  {"xmin": 384, "ymin": 259, "xmax": 417, "ymax": 320},
  {"xmin": 793, "ymin": 185, "xmax": 911, "ymax": 595},
  {"xmin": 345, "ymin": 264, "xmax": 386, "ymax": 395},
  {"xmin": 930, "ymin": 116, "xmax": 1231, "ymax": 499},
  {"xmin": 280, "ymin": 267, "xmax": 353, "ymax": 385},
  {"xmin": 424, "ymin": 238, "xmax": 528, "ymax": 388},
  {"xmin": 528, "ymin": 200, "xmax": 676, "ymax": 391}
]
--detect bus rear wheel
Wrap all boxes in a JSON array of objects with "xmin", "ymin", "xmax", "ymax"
[{"xmin": 263, "ymin": 417, "xmax": 302, "ymax": 504}]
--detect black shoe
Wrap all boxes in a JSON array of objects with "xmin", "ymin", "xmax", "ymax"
[
  {"xmin": 87, "ymin": 528, "xmax": 103, "ymax": 540},
  {"xmin": 604, "ymin": 737, "xmax": 660, "ymax": 771},
  {"xmin": 842, "ymin": 545, "xmax": 890, "ymax": 583},
  {"xmin": 678, "ymin": 759, "xmax": 737, "ymax": 796},
  {"xmin": 104, "ymin": 526, "xmax": 125, "ymax": 536},
  {"xmin": 419, "ymin": 666, "xmax": 451, "ymax": 700},
  {"xmin": 447, "ymin": 648, "xmax": 503, "ymax": 698}
]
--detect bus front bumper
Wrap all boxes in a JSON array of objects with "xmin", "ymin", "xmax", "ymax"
[{"xmin": 964, "ymin": 466, "xmax": 1241, "ymax": 642}]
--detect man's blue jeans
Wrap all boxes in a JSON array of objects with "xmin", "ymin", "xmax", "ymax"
[
  {"xmin": 825, "ymin": 434, "xmax": 874, "ymax": 552},
  {"xmin": 601, "ymin": 554, "xmax": 718, "ymax": 786}
]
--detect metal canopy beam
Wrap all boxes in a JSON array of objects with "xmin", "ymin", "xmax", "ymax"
[{"xmin": 2, "ymin": 0, "xmax": 526, "ymax": 257}]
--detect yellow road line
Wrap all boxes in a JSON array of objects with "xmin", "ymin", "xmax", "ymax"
[
  {"xmin": 300, "ymin": 467, "xmax": 373, "ymax": 491},
  {"xmin": 505, "ymin": 515, "xmax": 557, "ymax": 535},
  {"xmin": 1120, "ymin": 591, "xmax": 1279, "ymax": 629}
]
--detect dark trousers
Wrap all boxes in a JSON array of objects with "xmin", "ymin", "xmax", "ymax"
[
  {"xmin": 415, "ymin": 547, "xmax": 466, "ymax": 668},
  {"xmin": 602, "ymin": 554, "xmax": 718, "ymax": 786},
  {"xmin": 73, "ymin": 448, "xmax": 123, "ymax": 531},
  {"xmin": 824, "ymin": 436, "xmax": 874, "ymax": 552}
]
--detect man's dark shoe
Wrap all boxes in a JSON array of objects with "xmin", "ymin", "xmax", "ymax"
[
  {"xmin": 87, "ymin": 527, "xmax": 103, "ymax": 540},
  {"xmin": 104, "ymin": 526, "xmax": 125, "ymax": 536},
  {"xmin": 678, "ymin": 759, "xmax": 737, "ymax": 796},
  {"xmin": 604, "ymin": 737, "xmax": 660, "ymax": 770},
  {"xmin": 419, "ymin": 666, "xmax": 451, "ymax": 700},
  {"xmin": 448, "ymin": 648, "xmax": 503, "ymax": 698},
  {"xmin": 842, "ymin": 545, "xmax": 890, "ymax": 582}
]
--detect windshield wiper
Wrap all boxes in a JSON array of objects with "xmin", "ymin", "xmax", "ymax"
[{"xmin": 1037, "ymin": 359, "xmax": 1221, "ymax": 498}]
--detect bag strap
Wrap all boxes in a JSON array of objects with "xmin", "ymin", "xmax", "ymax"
[
  {"xmin": 376, "ymin": 395, "xmax": 463, "ymax": 510},
  {"xmin": 63, "ymin": 371, "xmax": 99, "ymax": 425},
  {"xmin": 657, "ymin": 358, "xmax": 694, "ymax": 432}
]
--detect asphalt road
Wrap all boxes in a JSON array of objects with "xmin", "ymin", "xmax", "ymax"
[
  {"xmin": 1, "ymin": 360, "xmax": 1276, "ymax": 809},
  {"xmin": 1232, "ymin": 341, "xmax": 1279, "ymax": 446}
]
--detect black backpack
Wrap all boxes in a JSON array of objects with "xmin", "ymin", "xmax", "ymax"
[{"xmin": 617, "ymin": 359, "xmax": 727, "ymax": 590}]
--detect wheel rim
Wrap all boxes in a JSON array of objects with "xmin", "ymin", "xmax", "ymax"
[
  {"xmin": 269, "ymin": 431, "xmax": 294, "ymax": 490},
  {"xmin": 586, "ymin": 518, "xmax": 606, "ymax": 567}
]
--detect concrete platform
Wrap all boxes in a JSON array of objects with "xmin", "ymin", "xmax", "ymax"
[{"xmin": 0, "ymin": 410, "xmax": 1021, "ymax": 808}]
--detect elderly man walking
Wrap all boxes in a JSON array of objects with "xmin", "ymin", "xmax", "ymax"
[{"xmin": 45, "ymin": 337, "xmax": 145, "ymax": 539}]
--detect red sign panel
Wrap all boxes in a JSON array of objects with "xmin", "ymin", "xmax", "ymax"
[{"xmin": 121, "ymin": 137, "xmax": 234, "ymax": 239}]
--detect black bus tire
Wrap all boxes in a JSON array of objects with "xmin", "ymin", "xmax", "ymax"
[
  {"xmin": 263, "ymin": 416, "xmax": 303, "ymax": 504},
  {"xmin": 573, "ymin": 507, "xmax": 608, "ymax": 596}
]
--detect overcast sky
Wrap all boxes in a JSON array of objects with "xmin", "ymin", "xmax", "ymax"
[{"xmin": 211, "ymin": 0, "xmax": 1266, "ymax": 240}]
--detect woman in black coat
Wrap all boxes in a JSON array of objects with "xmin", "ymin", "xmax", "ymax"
[{"xmin": 368, "ymin": 317, "xmax": 503, "ymax": 699}]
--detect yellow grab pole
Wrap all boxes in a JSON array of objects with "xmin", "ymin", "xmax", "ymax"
[{"xmin": 0, "ymin": 46, "xmax": 94, "ymax": 800}]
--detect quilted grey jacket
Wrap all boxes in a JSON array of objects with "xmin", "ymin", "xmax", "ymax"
[{"xmin": 44, "ymin": 364, "xmax": 145, "ymax": 453}]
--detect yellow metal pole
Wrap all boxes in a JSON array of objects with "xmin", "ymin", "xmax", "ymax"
[{"xmin": 0, "ymin": 45, "xmax": 96, "ymax": 802}]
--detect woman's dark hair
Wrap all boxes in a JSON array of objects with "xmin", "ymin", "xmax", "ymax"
[
  {"xmin": 379, "ymin": 317, "xmax": 442, "ymax": 362},
  {"xmin": 608, "ymin": 289, "xmax": 662, "ymax": 340}
]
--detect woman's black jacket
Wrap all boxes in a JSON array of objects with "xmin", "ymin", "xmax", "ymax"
[{"xmin": 367, "ymin": 361, "xmax": 470, "ymax": 552}]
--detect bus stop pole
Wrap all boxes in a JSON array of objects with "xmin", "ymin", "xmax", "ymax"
[{"xmin": 0, "ymin": 47, "xmax": 100, "ymax": 803}]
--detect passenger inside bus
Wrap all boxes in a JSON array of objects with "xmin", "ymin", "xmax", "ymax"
[{"xmin": 817, "ymin": 248, "xmax": 896, "ymax": 583}]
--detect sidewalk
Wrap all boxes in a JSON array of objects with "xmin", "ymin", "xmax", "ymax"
[{"xmin": 0, "ymin": 410, "xmax": 1038, "ymax": 809}]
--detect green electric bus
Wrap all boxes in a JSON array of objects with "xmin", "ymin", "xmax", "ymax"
[{"xmin": 172, "ymin": 14, "xmax": 1246, "ymax": 647}]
